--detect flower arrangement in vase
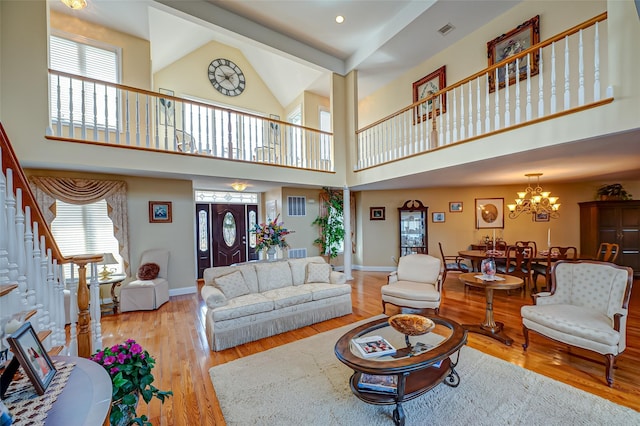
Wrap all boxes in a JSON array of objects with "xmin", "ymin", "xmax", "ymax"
[
  {"xmin": 252, "ymin": 214, "xmax": 294, "ymax": 256},
  {"xmin": 91, "ymin": 339, "xmax": 172, "ymax": 426}
]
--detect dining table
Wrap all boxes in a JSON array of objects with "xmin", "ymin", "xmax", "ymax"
[{"xmin": 457, "ymin": 249, "xmax": 573, "ymax": 272}]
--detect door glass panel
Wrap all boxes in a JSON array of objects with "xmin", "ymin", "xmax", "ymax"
[
  {"xmin": 249, "ymin": 210, "xmax": 257, "ymax": 248},
  {"xmin": 223, "ymin": 212, "xmax": 236, "ymax": 247},
  {"xmin": 199, "ymin": 210, "xmax": 208, "ymax": 251}
]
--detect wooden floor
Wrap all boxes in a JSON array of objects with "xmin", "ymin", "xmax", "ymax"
[{"xmin": 90, "ymin": 271, "xmax": 640, "ymax": 425}]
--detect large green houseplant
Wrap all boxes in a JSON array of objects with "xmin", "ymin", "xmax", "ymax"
[{"xmin": 312, "ymin": 187, "xmax": 345, "ymax": 260}]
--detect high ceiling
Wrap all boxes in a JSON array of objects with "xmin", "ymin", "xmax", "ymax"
[{"xmin": 48, "ymin": 0, "xmax": 640, "ymax": 191}]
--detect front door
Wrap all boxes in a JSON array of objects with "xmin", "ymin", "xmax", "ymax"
[{"xmin": 212, "ymin": 204, "xmax": 246, "ymax": 267}]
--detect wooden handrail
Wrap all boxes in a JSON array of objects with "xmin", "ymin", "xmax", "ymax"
[
  {"xmin": 357, "ymin": 12, "xmax": 608, "ymax": 134},
  {"xmin": 0, "ymin": 122, "xmax": 68, "ymax": 264}
]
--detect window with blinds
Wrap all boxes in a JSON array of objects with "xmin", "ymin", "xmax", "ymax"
[
  {"xmin": 51, "ymin": 199, "xmax": 121, "ymax": 278},
  {"xmin": 49, "ymin": 32, "xmax": 121, "ymax": 128}
]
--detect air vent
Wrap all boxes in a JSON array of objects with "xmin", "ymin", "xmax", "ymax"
[
  {"xmin": 438, "ymin": 23, "xmax": 455, "ymax": 36},
  {"xmin": 288, "ymin": 248, "xmax": 307, "ymax": 259},
  {"xmin": 287, "ymin": 196, "xmax": 306, "ymax": 216}
]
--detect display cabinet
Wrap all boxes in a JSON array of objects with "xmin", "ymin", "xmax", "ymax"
[{"xmin": 398, "ymin": 199, "xmax": 428, "ymax": 257}]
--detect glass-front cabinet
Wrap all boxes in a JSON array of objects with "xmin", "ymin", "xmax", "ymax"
[{"xmin": 398, "ymin": 200, "xmax": 428, "ymax": 257}]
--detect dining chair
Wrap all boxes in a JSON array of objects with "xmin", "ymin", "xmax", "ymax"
[
  {"xmin": 595, "ymin": 242, "xmax": 620, "ymax": 263},
  {"xmin": 438, "ymin": 242, "xmax": 470, "ymax": 281},
  {"xmin": 531, "ymin": 246, "xmax": 578, "ymax": 292},
  {"xmin": 492, "ymin": 240, "xmax": 509, "ymax": 270},
  {"xmin": 496, "ymin": 245, "xmax": 532, "ymax": 292},
  {"xmin": 515, "ymin": 240, "xmax": 538, "ymax": 257}
]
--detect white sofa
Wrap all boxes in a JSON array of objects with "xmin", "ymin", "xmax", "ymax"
[{"xmin": 202, "ymin": 256, "xmax": 352, "ymax": 351}]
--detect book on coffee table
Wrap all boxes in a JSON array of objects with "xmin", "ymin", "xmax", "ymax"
[
  {"xmin": 357, "ymin": 373, "xmax": 398, "ymax": 393},
  {"xmin": 352, "ymin": 335, "xmax": 396, "ymax": 358}
]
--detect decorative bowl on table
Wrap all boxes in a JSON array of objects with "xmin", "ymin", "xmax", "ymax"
[{"xmin": 388, "ymin": 314, "xmax": 435, "ymax": 336}]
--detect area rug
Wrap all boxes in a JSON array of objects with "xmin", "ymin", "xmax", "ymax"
[{"xmin": 210, "ymin": 317, "xmax": 640, "ymax": 425}]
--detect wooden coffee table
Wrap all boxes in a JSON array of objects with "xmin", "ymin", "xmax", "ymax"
[
  {"xmin": 334, "ymin": 316, "xmax": 467, "ymax": 426},
  {"xmin": 458, "ymin": 272, "xmax": 523, "ymax": 345}
]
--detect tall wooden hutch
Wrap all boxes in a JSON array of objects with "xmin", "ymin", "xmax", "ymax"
[{"xmin": 398, "ymin": 200, "xmax": 428, "ymax": 257}]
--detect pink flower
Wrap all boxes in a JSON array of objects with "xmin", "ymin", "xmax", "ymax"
[
  {"xmin": 130, "ymin": 343, "xmax": 143, "ymax": 355},
  {"xmin": 117, "ymin": 352, "xmax": 127, "ymax": 363},
  {"xmin": 103, "ymin": 355, "xmax": 116, "ymax": 366},
  {"xmin": 110, "ymin": 367, "xmax": 119, "ymax": 374}
]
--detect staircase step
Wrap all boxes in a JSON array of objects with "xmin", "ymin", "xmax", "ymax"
[
  {"xmin": 0, "ymin": 284, "xmax": 18, "ymax": 297},
  {"xmin": 37, "ymin": 330, "xmax": 52, "ymax": 342},
  {"xmin": 47, "ymin": 346, "xmax": 64, "ymax": 356}
]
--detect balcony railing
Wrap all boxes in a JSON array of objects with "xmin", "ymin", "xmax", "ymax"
[
  {"xmin": 47, "ymin": 71, "xmax": 335, "ymax": 172},
  {"xmin": 355, "ymin": 13, "xmax": 611, "ymax": 171}
]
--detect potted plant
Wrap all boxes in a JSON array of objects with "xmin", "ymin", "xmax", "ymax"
[
  {"xmin": 596, "ymin": 184, "xmax": 632, "ymax": 201},
  {"xmin": 312, "ymin": 187, "xmax": 345, "ymax": 261},
  {"xmin": 91, "ymin": 339, "xmax": 172, "ymax": 426}
]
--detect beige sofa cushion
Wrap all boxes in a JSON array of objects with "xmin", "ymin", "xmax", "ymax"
[
  {"xmin": 256, "ymin": 261, "xmax": 293, "ymax": 292},
  {"xmin": 214, "ymin": 270, "xmax": 251, "ymax": 299},
  {"xmin": 306, "ymin": 262, "xmax": 331, "ymax": 283},
  {"xmin": 211, "ymin": 293, "xmax": 274, "ymax": 322}
]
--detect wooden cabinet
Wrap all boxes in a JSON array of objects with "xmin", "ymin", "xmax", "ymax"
[
  {"xmin": 398, "ymin": 200, "xmax": 428, "ymax": 257},
  {"xmin": 579, "ymin": 200, "xmax": 640, "ymax": 276}
]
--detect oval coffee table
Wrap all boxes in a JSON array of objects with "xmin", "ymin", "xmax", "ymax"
[{"xmin": 334, "ymin": 316, "xmax": 467, "ymax": 426}]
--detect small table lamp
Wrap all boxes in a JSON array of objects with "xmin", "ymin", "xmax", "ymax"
[{"xmin": 98, "ymin": 253, "xmax": 118, "ymax": 281}]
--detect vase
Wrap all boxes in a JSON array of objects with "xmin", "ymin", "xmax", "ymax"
[
  {"xmin": 480, "ymin": 258, "xmax": 496, "ymax": 278},
  {"xmin": 111, "ymin": 391, "xmax": 139, "ymax": 426},
  {"xmin": 266, "ymin": 246, "xmax": 277, "ymax": 260}
]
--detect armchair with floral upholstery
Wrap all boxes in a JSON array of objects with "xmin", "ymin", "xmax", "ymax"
[
  {"xmin": 381, "ymin": 254, "xmax": 444, "ymax": 315},
  {"xmin": 521, "ymin": 260, "xmax": 633, "ymax": 386}
]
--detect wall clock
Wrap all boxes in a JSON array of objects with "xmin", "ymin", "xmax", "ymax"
[{"xmin": 207, "ymin": 58, "xmax": 246, "ymax": 97}]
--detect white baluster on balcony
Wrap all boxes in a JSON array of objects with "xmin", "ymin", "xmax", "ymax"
[
  {"xmin": 494, "ymin": 68, "xmax": 500, "ymax": 131},
  {"xmin": 594, "ymin": 22, "xmax": 601, "ymax": 101},
  {"xmin": 67, "ymin": 264, "xmax": 78, "ymax": 356},
  {"xmin": 14, "ymin": 189, "xmax": 28, "ymax": 309},
  {"xmin": 438, "ymin": 94, "xmax": 444, "ymax": 146},
  {"xmin": 551, "ymin": 42, "xmax": 557, "ymax": 114},
  {"xmin": 39, "ymin": 236, "xmax": 50, "ymax": 333},
  {"xmin": 45, "ymin": 248, "xmax": 56, "ymax": 346},
  {"xmin": 468, "ymin": 80, "xmax": 474, "ymax": 138},
  {"xmin": 454, "ymin": 87, "xmax": 460, "ymax": 142},
  {"xmin": 135, "ymin": 92, "xmax": 141, "ymax": 146},
  {"xmin": 92, "ymin": 84, "xmax": 98, "ymax": 141},
  {"xmin": 446, "ymin": 90, "xmax": 452, "ymax": 144},
  {"xmin": 68, "ymin": 81, "xmax": 75, "ymax": 139},
  {"xmin": 505, "ymin": 62, "xmax": 512, "ymax": 127},
  {"xmin": 104, "ymin": 83, "xmax": 110, "ymax": 143},
  {"xmin": 578, "ymin": 29, "xmax": 585, "ymax": 106},
  {"xmin": 5, "ymin": 170, "xmax": 19, "ymax": 286},
  {"xmin": 515, "ymin": 57, "xmax": 521, "ymax": 124},
  {"xmin": 145, "ymin": 94, "xmax": 150, "ymax": 148},
  {"xmin": 564, "ymin": 37, "xmax": 571, "ymax": 110},
  {"xmin": 476, "ymin": 76, "xmax": 482, "ymax": 136},
  {"xmin": 24, "ymin": 207, "xmax": 36, "ymax": 308},
  {"xmin": 525, "ymin": 54, "xmax": 532, "ymax": 121},
  {"xmin": 484, "ymin": 74, "xmax": 490, "ymax": 133},
  {"xmin": 55, "ymin": 75, "xmax": 63, "ymax": 136},
  {"xmin": 90, "ymin": 261, "xmax": 102, "ymax": 353},
  {"xmin": 126, "ymin": 91, "xmax": 131, "ymax": 146},
  {"xmin": 538, "ymin": 48, "xmax": 545, "ymax": 117},
  {"xmin": 32, "ymin": 222, "xmax": 43, "ymax": 309},
  {"xmin": 81, "ymin": 81, "xmax": 87, "ymax": 140}
]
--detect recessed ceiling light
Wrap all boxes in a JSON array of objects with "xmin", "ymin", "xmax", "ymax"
[{"xmin": 335, "ymin": 15, "xmax": 345, "ymax": 24}]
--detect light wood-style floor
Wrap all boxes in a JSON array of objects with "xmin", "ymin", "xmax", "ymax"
[{"xmin": 91, "ymin": 271, "xmax": 640, "ymax": 425}]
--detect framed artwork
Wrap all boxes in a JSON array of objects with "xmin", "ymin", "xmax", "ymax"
[
  {"xmin": 6, "ymin": 322, "xmax": 57, "ymax": 395},
  {"xmin": 149, "ymin": 201, "xmax": 173, "ymax": 223},
  {"xmin": 449, "ymin": 201, "xmax": 463, "ymax": 213},
  {"xmin": 412, "ymin": 65, "xmax": 446, "ymax": 123},
  {"xmin": 370, "ymin": 207, "xmax": 385, "ymax": 221},
  {"xmin": 475, "ymin": 198, "xmax": 504, "ymax": 229},
  {"xmin": 159, "ymin": 88, "xmax": 175, "ymax": 126},
  {"xmin": 534, "ymin": 211, "xmax": 550, "ymax": 222},
  {"xmin": 432, "ymin": 212, "xmax": 445, "ymax": 223},
  {"xmin": 266, "ymin": 200, "xmax": 277, "ymax": 220},
  {"xmin": 487, "ymin": 15, "xmax": 540, "ymax": 92}
]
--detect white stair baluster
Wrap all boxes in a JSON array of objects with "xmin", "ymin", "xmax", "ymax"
[
  {"xmin": 594, "ymin": 22, "xmax": 601, "ymax": 101},
  {"xmin": 578, "ymin": 29, "xmax": 585, "ymax": 106},
  {"xmin": 564, "ymin": 36, "xmax": 571, "ymax": 110},
  {"xmin": 538, "ymin": 48, "xmax": 545, "ymax": 118},
  {"xmin": 551, "ymin": 42, "xmax": 557, "ymax": 114}
]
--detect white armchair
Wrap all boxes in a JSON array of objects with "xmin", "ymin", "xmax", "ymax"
[
  {"xmin": 119, "ymin": 248, "xmax": 170, "ymax": 312},
  {"xmin": 381, "ymin": 254, "xmax": 444, "ymax": 315},
  {"xmin": 521, "ymin": 260, "xmax": 633, "ymax": 386}
]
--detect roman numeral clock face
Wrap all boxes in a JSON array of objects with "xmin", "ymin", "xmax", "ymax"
[{"xmin": 208, "ymin": 58, "xmax": 246, "ymax": 97}]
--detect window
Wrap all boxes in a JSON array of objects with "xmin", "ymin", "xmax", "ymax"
[
  {"xmin": 49, "ymin": 32, "xmax": 121, "ymax": 129},
  {"xmin": 51, "ymin": 199, "xmax": 121, "ymax": 278}
]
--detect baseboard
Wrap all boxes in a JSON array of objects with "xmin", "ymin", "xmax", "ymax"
[
  {"xmin": 169, "ymin": 286, "xmax": 197, "ymax": 297},
  {"xmin": 352, "ymin": 264, "xmax": 396, "ymax": 272}
]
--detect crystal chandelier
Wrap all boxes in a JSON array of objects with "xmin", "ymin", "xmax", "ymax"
[{"xmin": 507, "ymin": 173, "xmax": 560, "ymax": 219}]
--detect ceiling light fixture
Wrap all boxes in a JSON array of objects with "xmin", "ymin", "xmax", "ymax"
[
  {"xmin": 507, "ymin": 173, "xmax": 560, "ymax": 219},
  {"xmin": 231, "ymin": 182, "xmax": 248, "ymax": 192},
  {"xmin": 61, "ymin": 0, "xmax": 87, "ymax": 10},
  {"xmin": 335, "ymin": 15, "xmax": 345, "ymax": 24}
]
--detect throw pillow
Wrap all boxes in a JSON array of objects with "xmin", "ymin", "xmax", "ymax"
[
  {"xmin": 137, "ymin": 262, "xmax": 160, "ymax": 280},
  {"xmin": 305, "ymin": 262, "xmax": 331, "ymax": 283},
  {"xmin": 214, "ymin": 270, "xmax": 251, "ymax": 299}
]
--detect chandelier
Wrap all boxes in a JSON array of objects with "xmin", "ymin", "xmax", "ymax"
[
  {"xmin": 507, "ymin": 173, "xmax": 560, "ymax": 219},
  {"xmin": 61, "ymin": 0, "xmax": 87, "ymax": 10}
]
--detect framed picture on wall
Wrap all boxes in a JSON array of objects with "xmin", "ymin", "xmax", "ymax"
[
  {"xmin": 370, "ymin": 207, "xmax": 385, "ymax": 221},
  {"xmin": 149, "ymin": 201, "xmax": 173, "ymax": 223},
  {"xmin": 487, "ymin": 15, "xmax": 540, "ymax": 92},
  {"xmin": 432, "ymin": 212, "xmax": 446, "ymax": 223},
  {"xmin": 412, "ymin": 65, "xmax": 446, "ymax": 123},
  {"xmin": 449, "ymin": 202, "xmax": 463, "ymax": 212},
  {"xmin": 475, "ymin": 198, "xmax": 504, "ymax": 229},
  {"xmin": 533, "ymin": 211, "xmax": 550, "ymax": 222}
]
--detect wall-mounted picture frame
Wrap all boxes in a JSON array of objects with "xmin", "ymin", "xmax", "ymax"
[
  {"xmin": 159, "ymin": 88, "xmax": 175, "ymax": 126},
  {"xmin": 449, "ymin": 201, "xmax": 463, "ymax": 213},
  {"xmin": 413, "ymin": 65, "xmax": 446, "ymax": 123},
  {"xmin": 266, "ymin": 200, "xmax": 277, "ymax": 220},
  {"xmin": 6, "ymin": 322, "xmax": 57, "ymax": 395},
  {"xmin": 533, "ymin": 211, "xmax": 550, "ymax": 222},
  {"xmin": 370, "ymin": 207, "xmax": 385, "ymax": 221},
  {"xmin": 149, "ymin": 201, "xmax": 173, "ymax": 223},
  {"xmin": 475, "ymin": 198, "xmax": 504, "ymax": 229},
  {"xmin": 487, "ymin": 15, "xmax": 540, "ymax": 92},
  {"xmin": 432, "ymin": 212, "xmax": 445, "ymax": 223}
]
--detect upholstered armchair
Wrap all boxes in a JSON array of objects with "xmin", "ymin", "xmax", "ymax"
[
  {"xmin": 119, "ymin": 248, "xmax": 170, "ymax": 312},
  {"xmin": 521, "ymin": 260, "xmax": 633, "ymax": 386},
  {"xmin": 381, "ymin": 254, "xmax": 444, "ymax": 315}
]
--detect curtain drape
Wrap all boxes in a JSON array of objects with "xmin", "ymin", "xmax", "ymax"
[{"xmin": 29, "ymin": 176, "xmax": 130, "ymax": 274}]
